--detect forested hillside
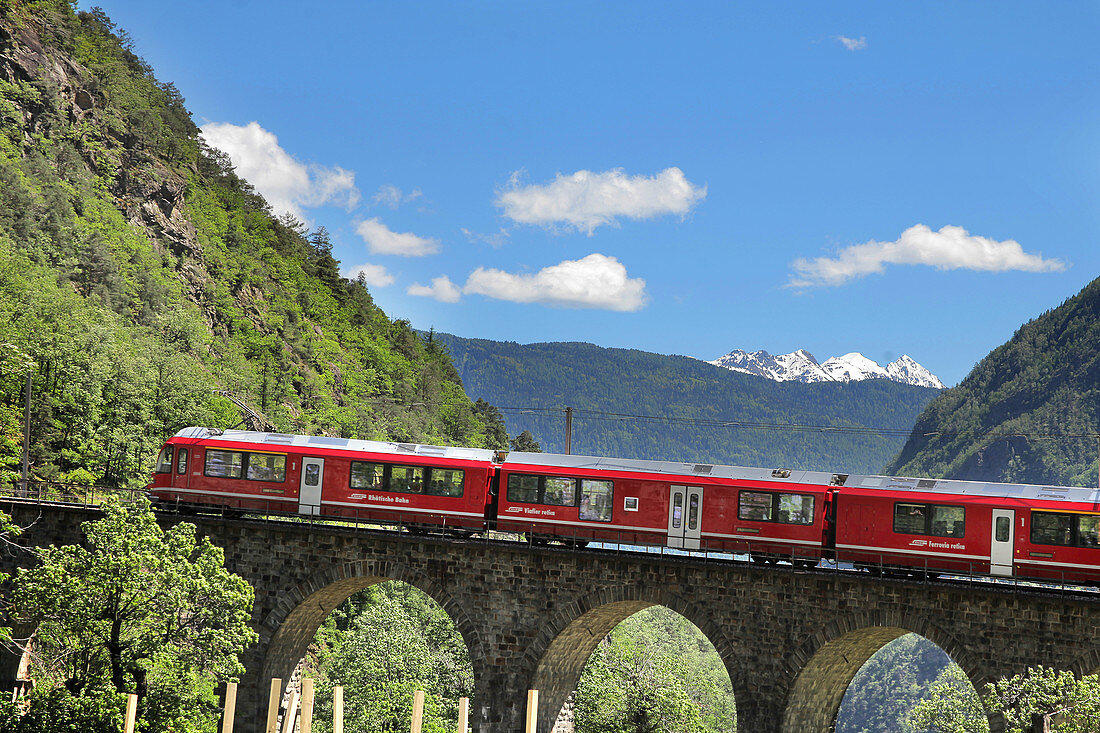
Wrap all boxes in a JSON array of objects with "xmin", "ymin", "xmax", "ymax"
[
  {"xmin": 885, "ymin": 275, "xmax": 1100, "ymax": 486},
  {"xmin": 0, "ymin": 0, "xmax": 503, "ymax": 489},
  {"xmin": 434, "ymin": 333, "xmax": 940, "ymax": 474}
]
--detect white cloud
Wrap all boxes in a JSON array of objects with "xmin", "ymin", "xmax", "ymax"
[
  {"xmin": 788, "ymin": 224, "xmax": 1067, "ymax": 288},
  {"xmin": 355, "ymin": 217, "xmax": 440, "ymax": 257},
  {"xmin": 371, "ymin": 184, "xmax": 423, "ymax": 209},
  {"xmin": 342, "ymin": 263, "xmax": 395, "ymax": 288},
  {"xmin": 496, "ymin": 167, "xmax": 706, "ymax": 235},
  {"xmin": 408, "ymin": 275, "xmax": 462, "ymax": 303},
  {"xmin": 199, "ymin": 121, "xmax": 360, "ymax": 220},
  {"xmin": 464, "ymin": 253, "xmax": 647, "ymax": 311},
  {"xmin": 461, "ymin": 227, "xmax": 511, "ymax": 248},
  {"xmin": 836, "ymin": 35, "xmax": 867, "ymax": 51}
]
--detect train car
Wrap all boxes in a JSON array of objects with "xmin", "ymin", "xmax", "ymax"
[
  {"xmin": 496, "ymin": 451, "xmax": 838, "ymax": 560},
  {"xmin": 148, "ymin": 427, "xmax": 497, "ymax": 531},
  {"xmin": 833, "ymin": 474, "xmax": 1100, "ymax": 583}
]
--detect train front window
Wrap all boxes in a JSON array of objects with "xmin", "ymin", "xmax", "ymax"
[
  {"xmin": 427, "ymin": 468, "xmax": 464, "ymax": 497},
  {"xmin": 350, "ymin": 462, "xmax": 385, "ymax": 490},
  {"xmin": 246, "ymin": 453, "xmax": 286, "ymax": 482},
  {"xmin": 156, "ymin": 446, "xmax": 174, "ymax": 473},
  {"xmin": 204, "ymin": 450, "xmax": 243, "ymax": 479},
  {"xmin": 738, "ymin": 492, "xmax": 772, "ymax": 521},
  {"xmin": 507, "ymin": 475, "xmax": 540, "ymax": 504},
  {"xmin": 543, "ymin": 477, "xmax": 576, "ymax": 507},
  {"xmin": 580, "ymin": 480, "xmax": 613, "ymax": 522},
  {"xmin": 176, "ymin": 449, "xmax": 187, "ymax": 475},
  {"xmin": 391, "ymin": 465, "xmax": 426, "ymax": 493}
]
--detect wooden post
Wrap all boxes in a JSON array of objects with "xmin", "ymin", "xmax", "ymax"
[
  {"xmin": 300, "ymin": 678, "xmax": 314, "ymax": 733},
  {"xmin": 410, "ymin": 689, "xmax": 425, "ymax": 733},
  {"xmin": 526, "ymin": 689, "xmax": 538, "ymax": 733},
  {"xmin": 221, "ymin": 682, "xmax": 238, "ymax": 733},
  {"xmin": 265, "ymin": 678, "xmax": 282, "ymax": 733},
  {"xmin": 281, "ymin": 690, "xmax": 300, "ymax": 733},
  {"xmin": 458, "ymin": 696, "xmax": 469, "ymax": 733},
  {"xmin": 333, "ymin": 685, "xmax": 344, "ymax": 733},
  {"xmin": 123, "ymin": 694, "xmax": 138, "ymax": 733}
]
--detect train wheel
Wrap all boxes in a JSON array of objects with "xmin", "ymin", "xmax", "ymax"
[
  {"xmin": 751, "ymin": 553, "xmax": 769, "ymax": 565},
  {"xmin": 565, "ymin": 539, "xmax": 589, "ymax": 549}
]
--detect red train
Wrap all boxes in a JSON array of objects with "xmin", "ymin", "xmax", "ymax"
[{"xmin": 148, "ymin": 427, "xmax": 1100, "ymax": 585}]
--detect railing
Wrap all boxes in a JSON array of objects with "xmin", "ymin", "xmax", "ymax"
[{"xmin": 0, "ymin": 486, "xmax": 1095, "ymax": 598}]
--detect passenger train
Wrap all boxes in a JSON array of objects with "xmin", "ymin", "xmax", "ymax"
[{"xmin": 148, "ymin": 427, "xmax": 1100, "ymax": 585}]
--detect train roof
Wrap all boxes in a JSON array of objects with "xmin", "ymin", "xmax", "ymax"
[
  {"xmin": 506, "ymin": 450, "xmax": 1100, "ymax": 505},
  {"xmin": 171, "ymin": 427, "xmax": 497, "ymax": 463},
  {"xmin": 504, "ymin": 450, "xmax": 849, "ymax": 488},
  {"xmin": 846, "ymin": 473, "xmax": 1100, "ymax": 505}
]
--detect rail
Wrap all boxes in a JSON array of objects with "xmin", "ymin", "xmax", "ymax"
[{"xmin": 0, "ymin": 484, "xmax": 1095, "ymax": 599}]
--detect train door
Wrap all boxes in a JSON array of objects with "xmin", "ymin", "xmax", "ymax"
[
  {"xmin": 990, "ymin": 508, "xmax": 1015, "ymax": 576},
  {"xmin": 299, "ymin": 457, "xmax": 324, "ymax": 515},
  {"xmin": 667, "ymin": 485, "xmax": 703, "ymax": 550}
]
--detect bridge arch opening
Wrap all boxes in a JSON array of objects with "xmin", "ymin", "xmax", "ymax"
[
  {"xmin": 258, "ymin": 570, "xmax": 478, "ymax": 732},
  {"xmin": 783, "ymin": 627, "xmax": 984, "ymax": 733},
  {"xmin": 533, "ymin": 601, "xmax": 738, "ymax": 732}
]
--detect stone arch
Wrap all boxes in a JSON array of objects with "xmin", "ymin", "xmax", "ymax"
[
  {"xmin": 780, "ymin": 611, "xmax": 984, "ymax": 733},
  {"xmin": 255, "ymin": 558, "xmax": 483, "ymax": 699},
  {"xmin": 526, "ymin": 585, "xmax": 744, "ymax": 733}
]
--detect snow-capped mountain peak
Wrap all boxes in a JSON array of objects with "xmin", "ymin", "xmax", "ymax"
[{"xmin": 706, "ymin": 349, "xmax": 944, "ymax": 388}]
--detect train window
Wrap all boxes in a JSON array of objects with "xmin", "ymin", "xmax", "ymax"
[
  {"xmin": 738, "ymin": 492, "xmax": 772, "ymax": 521},
  {"xmin": 350, "ymin": 462, "xmax": 385, "ymax": 490},
  {"xmin": 931, "ymin": 506, "xmax": 965, "ymax": 537},
  {"xmin": 543, "ymin": 477, "xmax": 576, "ymax": 507},
  {"xmin": 246, "ymin": 453, "xmax": 286, "ymax": 482},
  {"xmin": 893, "ymin": 503, "xmax": 965, "ymax": 536},
  {"xmin": 1031, "ymin": 512, "xmax": 1074, "ymax": 546},
  {"xmin": 894, "ymin": 504, "xmax": 926, "ymax": 534},
  {"xmin": 778, "ymin": 494, "xmax": 815, "ymax": 525},
  {"xmin": 176, "ymin": 449, "xmax": 188, "ymax": 475},
  {"xmin": 391, "ymin": 465, "xmax": 426, "ymax": 493},
  {"xmin": 205, "ymin": 450, "xmax": 243, "ymax": 479},
  {"xmin": 688, "ymin": 493, "xmax": 699, "ymax": 530},
  {"xmin": 1080, "ymin": 516, "xmax": 1100, "ymax": 548},
  {"xmin": 507, "ymin": 475, "xmax": 540, "ymax": 503},
  {"xmin": 426, "ymin": 468, "xmax": 464, "ymax": 497},
  {"xmin": 580, "ymin": 480, "xmax": 613, "ymax": 522},
  {"xmin": 156, "ymin": 446, "xmax": 174, "ymax": 473},
  {"xmin": 303, "ymin": 463, "xmax": 320, "ymax": 487},
  {"xmin": 995, "ymin": 516, "xmax": 1011, "ymax": 543},
  {"xmin": 672, "ymin": 493, "xmax": 683, "ymax": 528}
]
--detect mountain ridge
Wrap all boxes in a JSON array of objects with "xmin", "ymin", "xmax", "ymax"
[
  {"xmin": 432, "ymin": 332, "xmax": 940, "ymax": 474},
  {"xmin": 707, "ymin": 349, "xmax": 945, "ymax": 388}
]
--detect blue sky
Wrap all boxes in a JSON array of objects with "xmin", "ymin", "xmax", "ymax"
[{"xmin": 86, "ymin": 1, "xmax": 1100, "ymax": 386}]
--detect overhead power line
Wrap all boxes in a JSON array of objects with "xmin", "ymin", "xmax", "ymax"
[{"xmin": 491, "ymin": 405, "xmax": 1100, "ymax": 442}]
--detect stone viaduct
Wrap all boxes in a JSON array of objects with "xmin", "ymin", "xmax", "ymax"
[{"xmin": 3, "ymin": 500, "xmax": 1100, "ymax": 732}]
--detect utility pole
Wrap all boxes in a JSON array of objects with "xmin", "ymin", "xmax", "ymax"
[
  {"xmin": 564, "ymin": 407, "xmax": 573, "ymax": 455},
  {"xmin": 21, "ymin": 374, "xmax": 31, "ymax": 495}
]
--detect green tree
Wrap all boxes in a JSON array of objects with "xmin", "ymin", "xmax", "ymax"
[
  {"xmin": 511, "ymin": 430, "xmax": 542, "ymax": 452},
  {"xmin": 908, "ymin": 666, "xmax": 1100, "ymax": 733},
  {"xmin": 573, "ymin": 607, "xmax": 735, "ymax": 733},
  {"xmin": 9, "ymin": 495, "xmax": 258, "ymax": 731},
  {"xmin": 308, "ymin": 581, "xmax": 473, "ymax": 733}
]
